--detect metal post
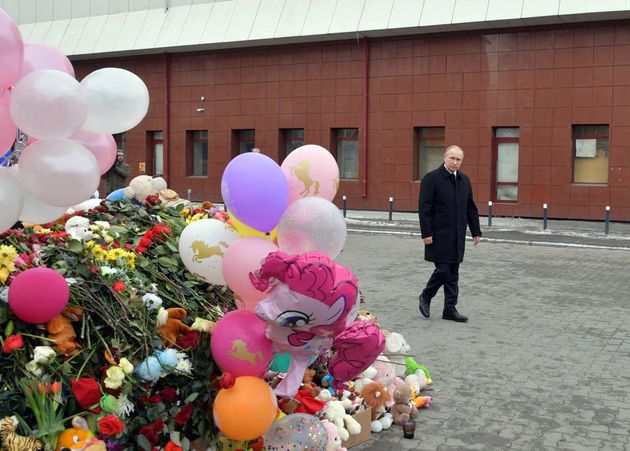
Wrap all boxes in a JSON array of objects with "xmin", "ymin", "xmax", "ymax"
[
  {"xmin": 543, "ymin": 203, "xmax": 548, "ymax": 230},
  {"xmin": 488, "ymin": 201, "xmax": 493, "ymax": 227},
  {"xmin": 605, "ymin": 205, "xmax": 610, "ymax": 235},
  {"xmin": 187, "ymin": 189, "xmax": 192, "ymax": 202},
  {"xmin": 388, "ymin": 197, "xmax": 394, "ymax": 221},
  {"xmin": 342, "ymin": 195, "xmax": 347, "ymax": 218}
]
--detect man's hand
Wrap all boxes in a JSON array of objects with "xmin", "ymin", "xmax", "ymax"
[
  {"xmin": 423, "ymin": 236, "xmax": 433, "ymax": 245},
  {"xmin": 473, "ymin": 236, "xmax": 481, "ymax": 245}
]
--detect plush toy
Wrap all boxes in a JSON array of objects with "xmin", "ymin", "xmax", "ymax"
[
  {"xmin": 352, "ymin": 365, "xmax": 377, "ymax": 394},
  {"xmin": 405, "ymin": 371, "xmax": 430, "ymax": 394},
  {"xmin": 321, "ymin": 419, "xmax": 347, "ymax": 451},
  {"xmin": 123, "ymin": 175, "xmax": 167, "ymax": 204},
  {"xmin": 391, "ymin": 384, "xmax": 419, "ymax": 426},
  {"xmin": 56, "ymin": 417, "xmax": 106, "ymax": 451},
  {"xmin": 158, "ymin": 188, "xmax": 190, "ymax": 208},
  {"xmin": 322, "ymin": 400, "xmax": 361, "ymax": 442},
  {"xmin": 404, "ymin": 357, "xmax": 432, "ymax": 385},
  {"xmin": 46, "ymin": 306, "xmax": 84, "ymax": 355},
  {"xmin": 382, "ymin": 331, "xmax": 411, "ymax": 378},
  {"xmin": 0, "ymin": 416, "xmax": 44, "ymax": 451},
  {"xmin": 157, "ymin": 308, "xmax": 192, "ymax": 347},
  {"xmin": 372, "ymin": 356, "xmax": 406, "ymax": 407},
  {"xmin": 64, "ymin": 216, "xmax": 95, "ymax": 241},
  {"xmin": 355, "ymin": 309, "xmax": 378, "ymax": 324},
  {"xmin": 359, "ymin": 381, "xmax": 393, "ymax": 433}
]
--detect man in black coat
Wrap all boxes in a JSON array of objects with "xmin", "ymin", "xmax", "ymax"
[{"xmin": 418, "ymin": 145, "xmax": 481, "ymax": 322}]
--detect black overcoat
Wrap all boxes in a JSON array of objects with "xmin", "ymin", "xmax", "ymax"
[{"xmin": 418, "ymin": 165, "xmax": 481, "ymax": 263}]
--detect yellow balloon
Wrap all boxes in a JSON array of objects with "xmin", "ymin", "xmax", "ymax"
[{"xmin": 230, "ymin": 214, "xmax": 278, "ymax": 242}]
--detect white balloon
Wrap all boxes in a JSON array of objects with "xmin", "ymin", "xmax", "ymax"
[
  {"xmin": 0, "ymin": 168, "xmax": 24, "ymax": 234},
  {"xmin": 10, "ymin": 69, "xmax": 87, "ymax": 139},
  {"xmin": 81, "ymin": 68, "xmax": 150, "ymax": 134},
  {"xmin": 277, "ymin": 197, "xmax": 347, "ymax": 259},
  {"xmin": 8, "ymin": 165, "xmax": 68, "ymax": 224},
  {"xmin": 178, "ymin": 219, "xmax": 241, "ymax": 285},
  {"xmin": 18, "ymin": 140, "xmax": 101, "ymax": 207}
]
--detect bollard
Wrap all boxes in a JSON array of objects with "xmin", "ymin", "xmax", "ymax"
[
  {"xmin": 388, "ymin": 197, "xmax": 394, "ymax": 221},
  {"xmin": 187, "ymin": 189, "xmax": 192, "ymax": 202},
  {"xmin": 543, "ymin": 203, "xmax": 548, "ymax": 230},
  {"xmin": 342, "ymin": 195, "xmax": 347, "ymax": 218},
  {"xmin": 605, "ymin": 205, "xmax": 610, "ymax": 235},
  {"xmin": 488, "ymin": 201, "xmax": 493, "ymax": 227}
]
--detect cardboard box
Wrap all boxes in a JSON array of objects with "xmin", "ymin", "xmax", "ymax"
[{"xmin": 341, "ymin": 407, "xmax": 372, "ymax": 448}]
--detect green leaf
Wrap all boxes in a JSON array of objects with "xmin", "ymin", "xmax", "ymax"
[
  {"xmin": 183, "ymin": 392, "xmax": 199, "ymax": 404},
  {"xmin": 67, "ymin": 240, "xmax": 84, "ymax": 253},
  {"xmin": 136, "ymin": 434, "xmax": 152, "ymax": 451}
]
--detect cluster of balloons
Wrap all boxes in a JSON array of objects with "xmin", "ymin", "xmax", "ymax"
[{"xmin": 0, "ymin": 8, "xmax": 150, "ymax": 234}]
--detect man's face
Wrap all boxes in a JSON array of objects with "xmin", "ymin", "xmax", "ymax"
[
  {"xmin": 443, "ymin": 148, "xmax": 463, "ymax": 172},
  {"xmin": 116, "ymin": 152, "xmax": 124, "ymax": 162}
]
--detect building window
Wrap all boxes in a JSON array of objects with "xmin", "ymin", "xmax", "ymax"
[
  {"xmin": 493, "ymin": 127, "xmax": 519, "ymax": 201},
  {"xmin": 187, "ymin": 130, "xmax": 207, "ymax": 177},
  {"xmin": 573, "ymin": 125, "xmax": 609, "ymax": 184},
  {"xmin": 414, "ymin": 127, "xmax": 445, "ymax": 181},
  {"xmin": 232, "ymin": 129, "xmax": 256, "ymax": 157},
  {"xmin": 333, "ymin": 128, "xmax": 359, "ymax": 180},
  {"xmin": 280, "ymin": 128, "xmax": 304, "ymax": 158},
  {"xmin": 148, "ymin": 131, "xmax": 164, "ymax": 175}
]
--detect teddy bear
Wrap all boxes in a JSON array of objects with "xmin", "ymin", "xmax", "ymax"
[
  {"xmin": 46, "ymin": 306, "xmax": 84, "ymax": 355},
  {"xmin": 352, "ymin": 365, "xmax": 377, "ymax": 394},
  {"xmin": 321, "ymin": 419, "xmax": 347, "ymax": 451},
  {"xmin": 372, "ymin": 356, "xmax": 406, "ymax": 407},
  {"xmin": 359, "ymin": 381, "xmax": 393, "ymax": 433},
  {"xmin": 390, "ymin": 384, "xmax": 419, "ymax": 426},
  {"xmin": 64, "ymin": 216, "xmax": 95, "ymax": 241},
  {"xmin": 382, "ymin": 331, "xmax": 411, "ymax": 378},
  {"xmin": 355, "ymin": 309, "xmax": 378, "ymax": 324},
  {"xmin": 157, "ymin": 307, "xmax": 192, "ymax": 347},
  {"xmin": 56, "ymin": 417, "xmax": 106, "ymax": 451},
  {"xmin": 123, "ymin": 175, "xmax": 167, "ymax": 204},
  {"xmin": 322, "ymin": 399, "xmax": 361, "ymax": 442}
]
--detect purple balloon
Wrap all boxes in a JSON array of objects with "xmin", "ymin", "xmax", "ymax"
[{"xmin": 221, "ymin": 153, "xmax": 288, "ymax": 233}]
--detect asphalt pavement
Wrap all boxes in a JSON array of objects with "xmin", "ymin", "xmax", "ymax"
[{"xmin": 334, "ymin": 211, "xmax": 630, "ymax": 450}]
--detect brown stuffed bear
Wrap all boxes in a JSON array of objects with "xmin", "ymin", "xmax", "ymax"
[
  {"xmin": 391, "ymin": 384, "xmax": 419, "ymax": 426},
  {"xmin": 46, "ymin": 306, "xmax": 84, "ymax": 355},
  {"xmin": 157, "ymin": 308, "xmax": 192, "ymax": 347}
]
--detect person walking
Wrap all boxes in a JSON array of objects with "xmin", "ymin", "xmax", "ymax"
[
  {"xmin": 418, "ymin": 145, "xmax": 481, "ymax": 322},
  {"xmin": 104, "ymin": 149, "xmax": 131, "ymax": 194}
]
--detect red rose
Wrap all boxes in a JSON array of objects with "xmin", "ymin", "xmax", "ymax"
[
  {"xmin": 139, "ymin": 425, "xmax": 159, "ymax": 445},
  {"xmin": 148, "ymin": 394, "xmax": 161, "ymax": 404},
  {"xmin": 112, "ymin": 281, "xmax": 126, "ymax": 292},
  {"xmin": 165, "ymin": 441, "xmax": 183, "ymax": 451},
  {"xmin": 70, "ymin": 378, "xmax": 102, "ymax": 413},
  {"xmin": 2, "ymin": 335, "xmax": 24, "ymax": 354},
  {"xmin": 176, "ymin": 331, "xmax": 200, "ymax": 349},
  {"xmin": 174, "ymin": 404, "xmax": 193, "ymax": 425},
  {"xmin": 160, "ymin": 387, "xmax": 178, "ymax": 403},
  {"xmin": 98, "ymin": 415, "xmax": 124, "ymax": 436},
  {"xmin": 152, "ymin": 419, "xmax": 164, "ymax": 432}
]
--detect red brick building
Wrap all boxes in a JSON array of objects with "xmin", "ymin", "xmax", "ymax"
[{"xmin": 11, "ymin": 1, "xmax": 630, "ymax": 221}]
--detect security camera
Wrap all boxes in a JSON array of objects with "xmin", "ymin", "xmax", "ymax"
[{"xmin": 196, "ymin": 107, "xmax": 205, "ymax": 112}]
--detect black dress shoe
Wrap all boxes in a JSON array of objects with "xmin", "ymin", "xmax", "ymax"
[
  {"xmin": 418, "ymin": 293, "xmax": 430, "ymax": 318},
  {"xmin": 442, "ymin": 309, "xmax": 468, "ymax": 322}
]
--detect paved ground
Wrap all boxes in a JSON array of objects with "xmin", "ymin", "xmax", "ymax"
[{"xmin": 335, "ymin": 216, "xmax": 630, "ymax": 451}]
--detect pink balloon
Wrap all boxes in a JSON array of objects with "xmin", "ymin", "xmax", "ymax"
[
  {"xmin": 0, "ymin": 9, "xmax": 24, "ymax": 89},
  {"xmin": 222, "ymin": 237, "xmax": 278, "ymax": 303},
  {"xmin": 8, "ymin": 267, "xmax": 69, "ymax": 324},
  {"xmin": 234, "ymin": 296, "xmax": 262, "ymax": 313},
  {"xmin": 70, "ymin": 129, "xmax": 117, "ymax": 175},
  {"xmin": 19, "ymin": 42, "xmax": 75, "ymax": 79},
  {"xmin": 281, "ymin": 144, "xmax": 340, "ymax": 205},
  {"xmin": 210, "ymin": 310, "xmax": 274, "ymax": 377},
  {"xmin": 0, "ymin": 90, "xmax": 17, "ymax": 152}
]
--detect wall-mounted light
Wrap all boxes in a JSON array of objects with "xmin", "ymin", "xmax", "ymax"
[{"xmin": 196, "ymin": 96, "xmax": 205, "ymax": 113}]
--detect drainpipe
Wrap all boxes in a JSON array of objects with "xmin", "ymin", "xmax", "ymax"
[
  {"xmin": 362, "ymin": 37, "xmax": 369, "ymax": 198},
  {"xmin": 163, "ymin": 52, "xmax": 170, "ymax": 184}
]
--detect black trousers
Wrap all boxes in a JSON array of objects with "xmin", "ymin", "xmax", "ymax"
[{"xmin": 422, "ymin": 262, "xmax": 459, "ymax": 310}]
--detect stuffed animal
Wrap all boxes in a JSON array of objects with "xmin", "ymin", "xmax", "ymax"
[
  {"xmin": 64, "ymin": 216, "xmax": 95, "ymax": 241},
  {"xmin": 352, "ymin": 365, "xmax": 377, "ymax": 394},
  {"xmin": 372, "ymin": 356, "xmax": 406, "ymax": 407},
  {"xmin": 359, "ymin": 381, "xmax": 393, "ymax": 433},
  {"xmin": 405, "ymin": 371, "xmax": 430, "ymax": 394},
  {"xmin": 46, "ymin": 306, "xmax": 84, "ymax": 355},
  {"xmin": 0, "ymin": 416, "xmax": 44, "ymax": 451},
  {"xmin": 123, "ymin": 175, "xmax": 167, "ymax": 204},
  {"xmin": 158, "ymin": 188, "xmax": 190, "ymax": 208},
  {"xmin": 56, "ymin": 417, "xmax": 106, "ymax": 451},
  {"xmin": 355, "ymin": 309, "xmax": 378, "ymax": 324},
  {"xmin": 322, "ymin": 400, "xmax": 361, "ymax": 442},
  {"xmin": 157, "ymin": 308, "xmax": 192, "ymax": 347},
  {"xmin": 321, "ymin": 419, "xmax": 347, "ymax": 451},
  {"xmin": 391, "ymin": 384, "xmax": 419, "ymax": 426},
  {"xmin": 404, "ymin": 357, "xmax": 432, "ymax": 384},
  {"xmin": 382, "ymin": 331, "xmax": 411, "ymax": 378}
]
